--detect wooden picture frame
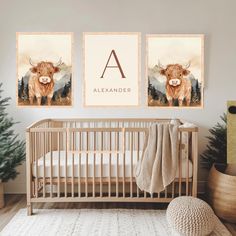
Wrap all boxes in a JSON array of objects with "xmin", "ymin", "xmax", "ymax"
[
  {"xmin": 146, "ymin": 34, "xmax": 204, "ymax": 108},
  {"xmin": 83, "ymin": 32, "xmax": 140, "ymax": 107},
  {"xmin": 16, "ymin": 32, "xmax": 73, "ymax": 107}
]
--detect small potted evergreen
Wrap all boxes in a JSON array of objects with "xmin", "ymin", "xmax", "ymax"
[
  {"xmin": 201, "ymin": 112, "xmax": 236, "ymax": 223},
  {"xmin": 0, "ymin": 83, "xmax": 25, "ymax": 208},
  {"xmin": 201, "ymin": 114, "xmax": 227, "ymax": 169}
]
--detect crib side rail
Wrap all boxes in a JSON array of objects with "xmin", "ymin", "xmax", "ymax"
[
  {"xmin": 191, "ymin": 131, "xmax": 198, "ymax": 197},
  {"xmin": 26, "ymin": 119, "xmax": 52, "ymax": 130},
  {"xmin": 27, "ymin": 124, "xmax": 198, "ymax": 202},
  {"xmin": 27, "ymin": 127, "xmax": 148, "ymax": 199}
]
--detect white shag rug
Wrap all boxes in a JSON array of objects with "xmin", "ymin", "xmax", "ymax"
[{"xmin": 1, "ymin": 209, "xmax": 230, "ymax": 236}]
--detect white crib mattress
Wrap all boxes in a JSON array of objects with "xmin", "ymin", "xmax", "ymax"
[{"xmin": 32, "ymin": 151, "xmax": 193, "ymax": 179}]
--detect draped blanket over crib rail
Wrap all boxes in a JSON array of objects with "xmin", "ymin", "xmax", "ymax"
[
  {"xmin": 135, "ymin": 121, "xmax": 180, "ymax": 193},
  {"xmin": 26, "ymin": 119, "xmax": 198, "ymax": 216}
]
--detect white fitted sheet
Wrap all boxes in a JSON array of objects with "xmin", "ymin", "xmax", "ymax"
[{"xmin": 33, "ymin": 151, "xmax": 193, "ymax": 179}]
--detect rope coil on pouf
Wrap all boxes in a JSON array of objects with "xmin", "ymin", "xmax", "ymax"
[{"xmin": 166, "ymin": 196, "xmax": 217, "ymax": 236}]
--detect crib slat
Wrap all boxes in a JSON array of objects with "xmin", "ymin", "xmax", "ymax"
[
  {"xmin": 100, "ymin": 131, "xmax": 103, "ymax": 197},
  {"xmin": 28, "ymin": 132, "xmax": 33, "ymax": 206},
  {"xmin": 109, "ymin": 131, "xmax": 111, "ymax": 197},
  {"xmin": 35, "ymin": 132, "xmax": 38, "ymax": 198},
  {"xmin": 130, "ymin": 132, "xmax": 133, "ymax": 198},
  {"xmin": 78, "ymin": 131, "xmax": 82, "ymax": 197},
  {"xmin": 142, "ymin": 126, "xmax": 147, "ymax": 199},
  {"xmin": 93, "ymin": 131, "xmax": 96, "ymax": 197},
  {"xmin": 144, "ymin": 190, "xmax": 147, "ymax": 198},
  {"xmin": 43, "ymin": 132, "xmax": 46, "ymax": 198},
  {"xmin": 172, "ymin": 181, "xmax": 175, "ymax": 198},
  {"xmin": 72, "ymin": 131, "xmax": 75, "ymax": 198},
  {"xmin": 57, "ymin": 132, "xmax": 60, "ymax": 198},
  {"xmin": 86, "ymin": 131, "xmax": 88, "ymax": 197},
  {"xmin": 116, "ymin": 132, "xmax": 119, "ymax": 197},
  {"xmin": 123, "ymin": 129, "xmax": 126, "ymax": 198},
  {"xmin": 65, "ymin": 131, "xmax": 68, "ymax": 197},
  {"xmin": 50, "ymin": 132, "xmax": 53, "ymax": 198},
  {"xmin": 137, "ymin": 132, "xmax": 140, "ymax": 198},
  {"xmin": 186, "ymin": 132, "xmax": 189, "ymax": 196},
  {"xmin": 179, "ymin": 131, "xmax": 182, "ymax": 196},
  {"xmin": 192, "ymin": 131, "xmax": 198, "ymax": 197},
  {"xmin": 40, "ymin": 132, "xmax": 42, "ymax": 197}
]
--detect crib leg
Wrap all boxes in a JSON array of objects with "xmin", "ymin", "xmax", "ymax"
[{"xmin": 27, "ymin": 203, "xmax": 33, "ymax": 216}]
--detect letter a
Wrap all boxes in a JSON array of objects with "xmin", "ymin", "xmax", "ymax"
[{"xmin": 100, "ymin": 50, "xmax": 126, "ymax": 78}]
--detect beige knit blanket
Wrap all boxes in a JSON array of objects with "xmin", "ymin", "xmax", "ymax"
[{"xmin": 135, "ymin": 121, "xmax": 180, "ymax": 194}]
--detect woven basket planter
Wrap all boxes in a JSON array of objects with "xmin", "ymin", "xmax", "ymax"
[
  {"xmin": 207, "ymin": 164, "xmax": 236, "ymax": 223},
  {"xmin": 0, "ymin": 181, "xmax": 4, "ymax": 208}
]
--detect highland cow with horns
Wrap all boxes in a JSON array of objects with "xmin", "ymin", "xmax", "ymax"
[
  {"xmin": 157, "ymin": 61, "xmax": 192, "ymax": 106},
  {"xmin": 28, "ymin": 58, "xmax": 62, "ymax": 105}
]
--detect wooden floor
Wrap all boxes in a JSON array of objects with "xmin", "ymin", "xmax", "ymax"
[{"xmin": 0, "ymin": 194, "xmax": 236, "ymax": 235}]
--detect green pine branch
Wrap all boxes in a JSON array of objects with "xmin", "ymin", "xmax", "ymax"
[
  {"xmin": 0, "ymin": 83, "xmax": 25, "ymax": 182},
  {"xmin": 201, "ymin": 113, "xmax": 227, "ymax": 169}
]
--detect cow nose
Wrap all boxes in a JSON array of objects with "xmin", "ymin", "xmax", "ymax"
[{"xmin": 39, "ymin": 76, "xmax": 51, "ymax": 83}]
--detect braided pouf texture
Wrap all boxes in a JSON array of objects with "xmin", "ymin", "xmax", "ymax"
[{"xmin": 166, "ymin": 196, "xmax": 217, "ymax": 236}]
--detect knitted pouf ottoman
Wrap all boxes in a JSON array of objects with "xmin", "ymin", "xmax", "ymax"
[{"xmin": 166, "ymin": 196, "xmax": 217, "ymax": 236}]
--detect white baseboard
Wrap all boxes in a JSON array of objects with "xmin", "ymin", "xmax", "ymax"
[{"xmin": 4, "ymin": 182, "xmax": 26, "ymax": 194}]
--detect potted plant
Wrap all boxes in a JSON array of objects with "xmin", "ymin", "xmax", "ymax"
[
  {"xmin": 201, "ymin": 114, "xmax": 227, "ymax": 169},
  {"xmin": 0, "ymin": 83, "xmax": 25, "ymax": 208},
  {"xmin": 201, "ymin": 112, "xmax": 236, "ymax": 223}
]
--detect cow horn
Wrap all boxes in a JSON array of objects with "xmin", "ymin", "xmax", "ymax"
[
  {"xmin": 54, "ymin": 58, "xmax": 63, "ymax": 67},
  {"xmin": 157, "ymin": 60, "xmax": 165, "ymax": 69},
  {"xmin": 29, "ymin": 58, "xmax": 36, "ymax": 66},
  {"xmin": 183, "ymin": 61, "xmax": 191, "ymax": 69}
]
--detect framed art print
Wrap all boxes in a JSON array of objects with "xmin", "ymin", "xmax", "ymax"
[
  {"xmin": 147, "ymin": 34, "xmax": 204, "ymax": 108},
  {"xmin": 84, "ymin": 32, "xmax": 140, "ymax": 107},
  {"xmin": 17, "ymin": 32, "xmax": 73, "ymax": 107}
]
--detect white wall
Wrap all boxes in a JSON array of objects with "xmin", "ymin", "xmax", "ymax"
[{"xmin": 1, "ymin": 0, "xmax": 235, "ymax": 193}]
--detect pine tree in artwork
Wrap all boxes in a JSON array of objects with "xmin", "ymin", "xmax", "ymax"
[
  {"xmin": 0, "ymin": 83, "xmax": 25, "ymax": 182},
  {"xmin": 20, "ymin": 78, "xmax": 24, "ymax": 96},
  {"xmin": 191, "ymin": 91, "xmax": 200, "ymax": 104},
  {"xmin": 201, "ymin": 114, "xmax": 227, "ymax": 169}
]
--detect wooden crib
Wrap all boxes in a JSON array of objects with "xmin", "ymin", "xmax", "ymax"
[{"xmin": 26, "ymin": 118, "xmax": 198, "ymax": 215}]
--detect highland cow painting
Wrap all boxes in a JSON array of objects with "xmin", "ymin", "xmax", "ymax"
[
  {"xmin": 147, "ymin": 35, "xmax": 204, "ymax": 108},
  {"xmin": 17, "ymin": 33, "xmax": 73, "ymax": 107}
]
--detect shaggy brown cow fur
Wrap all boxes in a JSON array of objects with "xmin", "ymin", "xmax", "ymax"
[
  {"xmin": 28, "ymin": 60, "xmax": 61, "ymax": 105},
  {"xmin": 158, "ymin": 63, "xmax": 192, "ymax": 106}
]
